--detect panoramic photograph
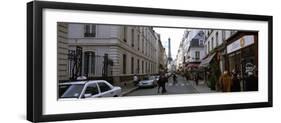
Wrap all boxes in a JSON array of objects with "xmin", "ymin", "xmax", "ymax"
[{"xmin": 57, "ymin": 22, "xmax": 258, "ymax": 100}]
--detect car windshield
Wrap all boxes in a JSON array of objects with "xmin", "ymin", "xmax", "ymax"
[{"xmin": 61, "ymin": 84, "xmax": 84, "ymax": 98}]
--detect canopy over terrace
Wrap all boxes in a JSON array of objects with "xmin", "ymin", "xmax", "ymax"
[{"xmin": 199, "ymin": 53, "xmax": 216, "ymax": 68}]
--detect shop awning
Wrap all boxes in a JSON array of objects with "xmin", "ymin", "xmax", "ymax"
[{"xmin": 199, "ymin": 53, "xmax": 216, "ymax": 67}]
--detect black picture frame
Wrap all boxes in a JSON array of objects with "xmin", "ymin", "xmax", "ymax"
[{"xmin": 27, "ymin": 1, "xmax": 273, "ymax": 122}]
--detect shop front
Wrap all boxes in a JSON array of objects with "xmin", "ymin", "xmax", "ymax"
[
  {"xmin": 199, "ymin": 53, "xmax": 220, "ymax": 90},
  {"xmin": 225, "ymin": 32, "xmax": 258, "ymax": 91}
]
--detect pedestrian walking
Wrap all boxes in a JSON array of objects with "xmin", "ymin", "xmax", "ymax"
[
  {"xmin": 133, "ymin": 74, "xmax": 139, "ymax": 86},
  {"xmin": 218, "ymin": 70, "xmax": 232, "ymax": 92},
  {"xmin": 231, "ymin": 69, "xmax": 241, "ymax": 92},
  {"xmin": 163, "ymin": 74, "xmax": 168, "ymax": 93},
  {"xmin": 157, "ymin": 74, "xmax": 163, "ymax": 93},
  {"xmin": 195, "ymin": 73, "xmax": 199, "ymax": 86},
  {"xmin": 172, "ymin": 73, "xmax": 177, "ymax": 85},
  {"xmin": 185, "ymin": 72, "xmax": 189, "ymax": 81},
  {"xmin": 157, "ymin": 74, "xmax": 167, "ymax": 94}
]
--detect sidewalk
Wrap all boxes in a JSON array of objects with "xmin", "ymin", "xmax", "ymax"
[
  {"xmin": 189, "ymin": 80, "xmax": 217, "ymax": 93},
  {"xmin": 114, "ymin": 80, "xmax": 139, "ymax": 96}
]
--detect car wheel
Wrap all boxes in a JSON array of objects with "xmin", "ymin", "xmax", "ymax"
[{"xmin": 113, "ymin": 95, "xmax": 118, "ymax": 97}]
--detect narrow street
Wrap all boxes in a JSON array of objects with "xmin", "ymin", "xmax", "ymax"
[{"xmin": 125, "ymin": 75, "xmax": 198, "ymax": 96}]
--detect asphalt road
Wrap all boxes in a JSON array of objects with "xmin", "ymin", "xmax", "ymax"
[{"xmin": 125, "ymin": 75, "xmax": 198, "ymax": 97}]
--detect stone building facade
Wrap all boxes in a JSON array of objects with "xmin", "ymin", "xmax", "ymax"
[
  {"xmin": 57, "ymin": 23, "xmax": 69, "ymax": 81},
  {"xmin": 57, "ymin": 23, "xmax": 166, "ymax": 84}
]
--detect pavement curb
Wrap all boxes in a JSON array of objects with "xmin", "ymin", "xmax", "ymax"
[{"xmin": 121, "ymin": 87, "xmax": 139, "ymax": 96}]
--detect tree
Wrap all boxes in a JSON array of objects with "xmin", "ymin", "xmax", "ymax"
[{"xmin": 208, "ymin": 60, "xmax": 221, "ymax": 90}]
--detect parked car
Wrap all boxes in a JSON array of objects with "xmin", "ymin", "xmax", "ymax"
[
  {"xmin": 59, "ymin": 80, "xmax": 121, "ymax": 100},
  {"xmin": 138, "ymin": 76, "xmax": 157, "ymax": 88}
]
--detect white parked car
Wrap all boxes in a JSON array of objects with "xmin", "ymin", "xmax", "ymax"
[
  {"xmin": 138, "ymin": 76, "xmax": 157, "ymax": 88},
  {"xmin": 59, "ymin": 80, "xmax": 121, "ymax": 100}
]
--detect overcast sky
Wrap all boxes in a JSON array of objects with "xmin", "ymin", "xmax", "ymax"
[{"xmin": 153, "ymin": 27, "xmax": 186, "ymax": 60}]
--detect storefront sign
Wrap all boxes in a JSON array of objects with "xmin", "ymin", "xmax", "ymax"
[{"xmin": 227, "ymin": 35, "xmax": 254, "ymax": 54}]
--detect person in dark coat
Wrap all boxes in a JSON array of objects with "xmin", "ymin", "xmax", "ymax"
[
  {"xmin": 195, "ymin": 73, "xmax": 199, "ymax": 86},
  {"xmin": 231, "ymin": 70, "xmax": 241, "ymax": 92},
  {"xmin": 157, "ymin": 74, "xmax": 167, "ymax": 94},
  {"xmin": 185, "ymin": 72, "xmax": 189, "ymax": 81},
  {"xmin": 157, "ymin": 74, "xmax": 163, "ymax": 93},
  {"xmin": 162, "ymin": 75, "xmax": 168, "ymax": 93},
  {"xmin": 172, "ymin": 73, "xmax": 177, "ymax": 85},
  {"xmin": 245, "ymin": 72, "xmax": 258, "ymax": 91}
]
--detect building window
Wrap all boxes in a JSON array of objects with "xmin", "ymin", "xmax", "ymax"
[
  {"xmin": 84, "ymin": 52, "xmax": 89, "ymax": 75},
  {"xmin": 149, "ymin": 63, "xmax": 152, "ymax": 73},
  {"xmin": 142, "ymin": 60, "xmax": 144, "ymax": 74},
  {"xmin": 148, "ymin": 45, "xmax": 150, "ymax": 57},
  {"xmin": 131, "ymin": 57, "xmax": 134, "ymax": 74},
  {"xmin": 145, "ymin": 41, "xmax": 148, "ymax": 55},
  {"xmin": 131, "ymin": 29, "xmax": 134, "ymax": 47},
  {"xmin": 68, "ymin": 50, "xmax": 76, "ymax": 78},
  {"xmin": 142, "ymin": 36, "xmax": 144, "ymax": 53},
  {"xmin": 216, "ymin": 32, "xmax": 219, "ymax": 47},
  {"xmin": 84, "ymin": 24, "xmax": 96, "ymax": 37},
  {"xmin": 199, "ymin": 39, "xmax": 204, "ymax": 46},
  {"xmin": 152, "ymin": 63, "xmax": 154, "ymax": 73},
  {"xmin": 83, "ymin": 51, "xmax": 95, "ymax": 76},
  {"xmin": 123, "ymin": 26, "xmax": 127, "ymax": 42},
  {"xmin": 137, "ymin": 59, "xmax": 140, "ymax": 74},
  {"xmin": 148, "ymin": 62, "xmax": 150, "ymax": 73},
  {"xmin": 91, "ymin": 53, "xmax": 96, "ymax": 75},
  {"xmin": 123, "ymin": 54, "xmax": 126, "ymax": 74},
  {"xmin": 150, "ymin": 46, "xmax": 152, "ymax": 58},
  {"xmin": 137, "ymin": 33, "xmax": 140, "ymax": 50},
  {"xmin": 195, "ymin": 51, "xmax": 200, "ymax": 60},
  {"xmin": 145, "ymin": 61, "xmax": 148, "ymax": 73},
  {"xmin": 103, "ymin": 54, "xmax": 110, "ymax": 76}
]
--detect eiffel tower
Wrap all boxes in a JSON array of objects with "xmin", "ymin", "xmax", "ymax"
[{"xmin": 167, "ymin": 38, "xmax": 173, "ymax": 64}]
